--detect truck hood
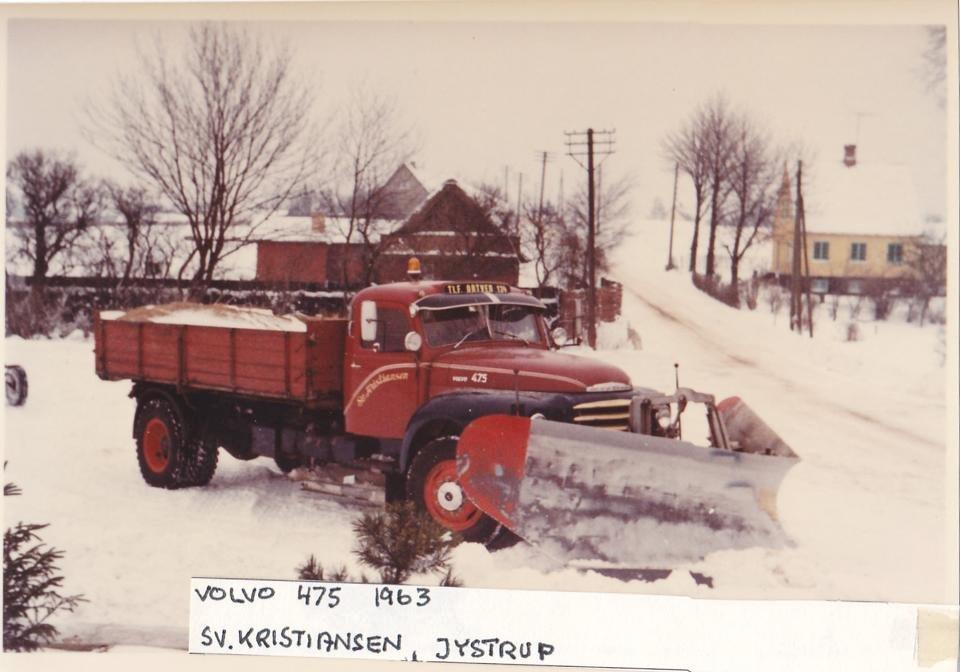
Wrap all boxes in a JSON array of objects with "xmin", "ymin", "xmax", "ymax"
[{"xmin": 429, "ymin": 346, "xmax": 632, "ymax": 393}]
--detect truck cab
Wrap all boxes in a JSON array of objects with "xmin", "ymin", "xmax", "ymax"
[{"xmin": 341, "ymin": 280, "xmax": 637, "ymax": 541}]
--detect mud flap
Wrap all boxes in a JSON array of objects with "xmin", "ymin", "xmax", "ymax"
[{"xmin": 456, "ymin": 415, "xmax": 799, "ymax": 566}]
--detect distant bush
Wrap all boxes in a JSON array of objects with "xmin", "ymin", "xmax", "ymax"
[
  {"xmin": 863, "ymin": 280, "xmax": 895, "ymax": 321},
  {"xmin": 764, "ymin": 286, "xmax": 785, "ymax": 319},
  {"xmin": 742, "ymin": 276, "xmax": 759, "ymax": 311},
  {"xmin": 692, "ymin": 273, "xmax": 738, "ymax": 308},
  {"xmin": 845, "ymin": 322, "xmax": 860, "ymax": 342},
  {"xmin": 3, "ymin": 469, "xmax": 86, "ymax": 651},
  {"xmin": 4, "ymin": 289, "xmax": 83, "ymax": 339},
  {"xmin": 828, "ymin": 295, "xmax": 841, "ymax": 322}
]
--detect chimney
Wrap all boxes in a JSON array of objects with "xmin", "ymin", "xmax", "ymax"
[
  {"xmin": 843, "ymin": 144, "xmax": 857, "ymax": 167},
  {"xmin": 311, "ymin": 212, "xmax": 325, "ymax": 233}
]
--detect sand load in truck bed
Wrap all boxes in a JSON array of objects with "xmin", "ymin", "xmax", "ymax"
[
  {"xmin": 100, "ymin": 302, "xmax": 307, "ymax": 332},
  {"xmin": 96, "ymin": 304, "xmax": 345, "ymax": 405}
]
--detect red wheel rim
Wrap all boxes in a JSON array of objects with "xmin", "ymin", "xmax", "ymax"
[
  {"xmin": 422, "ymin": 459, "xmax": 483, "ymax": 531},
  {"xmin": 143, "ymin": 418, "xmax": 171, "ymax": 473}
]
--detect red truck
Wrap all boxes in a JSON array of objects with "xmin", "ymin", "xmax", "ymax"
[
  {"xmin": 96, "ymin": 279, "xmax": 641, "ymax": 540},
  {"xmin": 96, "ymin": 275, "xmax": 796, "ymax": 560}
]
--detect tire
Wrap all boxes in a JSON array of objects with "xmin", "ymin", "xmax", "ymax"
[
  {"xmin": 182, "ymin": 428, "xmax": 219, "ymax": 487},
  {"xmin": 274, "ymin": 451, "xmax": 304, "ymax": 474},
  {"xmin": 5, "ymin": 365, "xmax": 28, "ymax": 407},
  {"xmin": 405, "ymin": 436, "xmax": 501, "ymax": 544},
  {"xmin": 134, "ymin": 397, "xmax": 217, "ymax": 488}
]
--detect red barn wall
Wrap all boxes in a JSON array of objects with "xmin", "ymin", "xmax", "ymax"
[{"xmin": 256, "ymin": 242, "xmax": 328, "ymax": 284}]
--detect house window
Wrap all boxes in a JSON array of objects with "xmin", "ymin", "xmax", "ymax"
[
  {"xmin": 812, "ymin": 241, "xmax": 830, "ymax": 260},
  {"xmin": 887, "ymin": 243, "xmax": 903, "ymax": 264},
  {"xmin": 810, "ymin": 278, "xmax": 830, "ymax": 294},
  {"xmin": 846, "ymin": 279, "xmax": 863, "ymax": 295},
  {"xmin": 850, "ymin": 242, "xmax": 867, "ymax": 262}
]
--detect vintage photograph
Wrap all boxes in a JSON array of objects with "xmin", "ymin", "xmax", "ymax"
[{"xmin": 2, "ymin": 2, "xmax": 956, "ymax": 660}]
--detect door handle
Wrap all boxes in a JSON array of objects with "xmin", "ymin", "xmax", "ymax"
[{"xmin": 350, "ymin": 362, "xmax": 362, "ymax": 369}]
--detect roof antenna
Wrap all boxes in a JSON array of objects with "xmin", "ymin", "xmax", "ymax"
[{"xmin": 674, "ymin": 362, "xmax": 680, "ymax": 392}]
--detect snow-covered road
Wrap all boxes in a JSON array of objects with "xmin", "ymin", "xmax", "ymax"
[{"xmin": 594, "ymin": 225, "xmax": 951, "ymax": 604}]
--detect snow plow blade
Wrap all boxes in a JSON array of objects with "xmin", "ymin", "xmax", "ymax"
[{"xmin": 456, "ymin": 415, "xmax": 799, "ymax": 566}]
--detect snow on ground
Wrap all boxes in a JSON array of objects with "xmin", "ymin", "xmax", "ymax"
[
  {"xmin": 582, "ymin": 218, "xmax": 952, "ymax": 604},
  {"xmin": 2, "ymin": 219, "xmax": 954, "ymax": 649}
]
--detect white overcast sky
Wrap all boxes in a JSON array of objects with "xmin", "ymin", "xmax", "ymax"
[{"xmin": 4, "ymin": 15, "xmax": 950, "ymax": 219}]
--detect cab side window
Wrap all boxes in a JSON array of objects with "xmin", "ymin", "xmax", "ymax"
[{"xmin": 361, "ymin": 307, "xmax": 409, "ymax": 353}]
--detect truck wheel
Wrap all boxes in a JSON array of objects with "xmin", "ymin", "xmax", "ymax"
[
  {"xmin": 406, "ymin": 437, "xmax": 501, "ymax": 544},
  {"xmin": 5, "ymin": 365, "xmax": 28, "ymax": 407},
  {"xmin": 134, "ymin": 398, "xmax": 217, "ymax": 488},
  {"xmin": 181, "ymin": 430, "xmax": 219, "ymax": 487},
  {"xmin": 274, "ymin": 451, "xmax": 303, "ymax": 474}
]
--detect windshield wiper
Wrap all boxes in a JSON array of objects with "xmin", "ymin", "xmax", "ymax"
[
  {"xmin": 491, "ymin": 329, "xmax": 530, "ymax": 347},
  {"xmin": 453, "ymin": 326, "xmax": 489, "ymax": 349}
]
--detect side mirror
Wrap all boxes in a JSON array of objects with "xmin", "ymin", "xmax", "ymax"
[
  {"xmin": 551, "ymin": 326, "xmax": 568, "ymax": 347},
  {"xmin": 360, "ymin": 301, "xmax": 378, "ymax": 343},
  {"xmin": 404, "ymin": 331, "xmax": 423, "ymax": 352}
]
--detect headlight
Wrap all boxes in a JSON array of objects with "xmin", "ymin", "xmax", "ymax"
[{"xmin": 586, "ymin": 382, "xmax": 632, "ymax": 393}]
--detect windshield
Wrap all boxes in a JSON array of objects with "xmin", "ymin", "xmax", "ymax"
[{"xmin": 420, "ymin": 304, "xmax": 544, "ymax": 347}]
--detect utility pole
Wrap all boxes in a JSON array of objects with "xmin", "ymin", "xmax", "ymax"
[
  {"xmin": 537, "ymin": 151, "xmax": 549, "ymax": 226},
  {"xmin": 558, "ymin": 170, "xmax": 564, "ymax": 214},
  {"xmin": 790, "ymin": 159, "xmax": 815, "ymax": 335},
  {"xmin": 566, "ymin": 128, "xmax": 615, "ymax": 349},
  {"xmin": 798, "ymin": 161, "xmax": 814, "ymax": 338},
  {"xmin": 515, "ymin": 173, "xmax": 523, "ymax": 239},
  {"xmin": 666, "ymin": 162, "xmax": 679, "ymax": 270}
]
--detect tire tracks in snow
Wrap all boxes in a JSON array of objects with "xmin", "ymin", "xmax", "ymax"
[{"xmin": 624, "ymin": 285, "xmax": 942, "ymax": 451}]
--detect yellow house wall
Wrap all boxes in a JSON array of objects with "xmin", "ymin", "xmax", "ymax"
[{"xmin": 771, "ymin": 232, "xmax": 917, "ymax": 279}]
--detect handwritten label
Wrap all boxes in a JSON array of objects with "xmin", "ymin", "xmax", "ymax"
[{"xmin": 189, "ymin": 578, "xmax": 926, "ymax": 669}]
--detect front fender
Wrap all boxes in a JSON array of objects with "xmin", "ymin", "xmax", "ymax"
[{"xmin": 398, "ymin": 390, "xmax": 577, "ymax": 472}]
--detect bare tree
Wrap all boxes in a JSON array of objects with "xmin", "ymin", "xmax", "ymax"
[
  {"xmin": 474, "ymin": 182, "xmax": 518, "ymax": 237},
  {"xmin": 90, "ymin": 23, "xmax": 319, "ymax": 295},
  {"xmin": 104, "ymin": 182, "xmax": 160, "ymax": 285},
  {"xmin": 906, "ymin": 233, "xmax": 946, "ymax": 326},
  {"xmin": 663, "ymin": 108, "xmax": 710, "ymax": 273},
  {"xmin": 702, "ymin": 95, "xmax": 736, "ymax": 277},
  {"xmin": 562, "ymin": 173, "xmax": 632, "ymax": 289},
  {"xmin": 320, "ymin": 87, "xmax": 416, "ymax": 288},
  {"xmin": 522, "ymin": 200, "xmax": 565, "ymax": 289},
  {"xmin": 6, "ymin": 150, "xmax": 101, "ymax": 286},
  {"xmin": 722, "ymin": 115, "xmax": 779, "ymax": 292},
  {"xmin": 920, "ymin": 26, "xmax": 946, "ymax": 109}
]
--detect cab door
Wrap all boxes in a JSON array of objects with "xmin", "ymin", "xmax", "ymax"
[{"xmin": 343, "ymin": 300, "xmax": 420, "ymax": 438}]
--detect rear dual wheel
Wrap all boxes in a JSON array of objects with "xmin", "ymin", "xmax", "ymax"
[
  {"xmin": 405, "ymin": 437, "xmax": 501, "ymax": 544},
  {"xmin": 135, "ymin": 397, "xmax": 218, "ymax": 489}
]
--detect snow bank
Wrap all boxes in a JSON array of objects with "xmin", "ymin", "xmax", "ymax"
[
  {"xmin": 101, "ymin": 302, "xmax": 307, "ymax": 332},
  {"xmin": 596, "ymin": 316, "xmax": 631, "ymax": 350}
]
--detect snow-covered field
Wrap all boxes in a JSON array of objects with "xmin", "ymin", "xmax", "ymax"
[{"xmin": 2, "ymin": 220, "xmax": 955, "ymax": 653}]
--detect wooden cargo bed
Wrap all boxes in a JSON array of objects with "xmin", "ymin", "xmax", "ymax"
[{"xmin": 95, "ymin": 306, "xmax": 346, "ymax": 406}]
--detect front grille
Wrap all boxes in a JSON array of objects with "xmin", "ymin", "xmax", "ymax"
[{"xmin": 572, "ymin": 398, "xmax": 631, "ymax": 431}]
